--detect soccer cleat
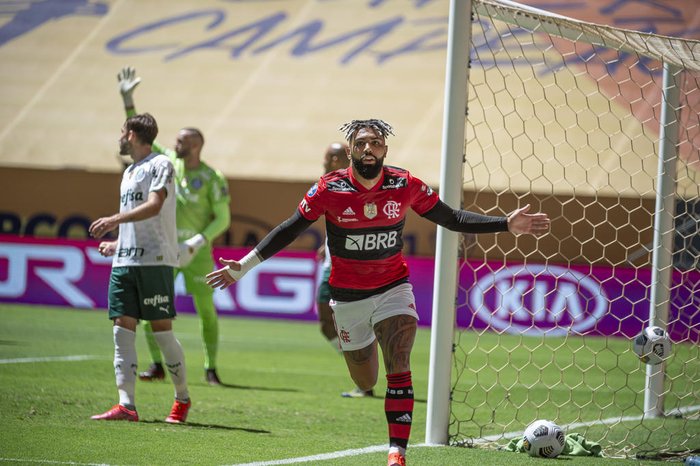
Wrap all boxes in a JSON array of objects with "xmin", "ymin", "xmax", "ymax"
[
  {"xmin": 341, "ymin": 387, "xmax": 374, "ymax": 398},
  {"xmin": 165, "ymin": 399, "xmax": 191, "ymax": 424},
  {"xmin": 387, "ymin": 452, "xmax": 406, "ymax": 466},
  {"xmin": 139, "ymin": 362, "xmax": 165, "ymax": 381},
  {"xmin": 205, "ymin": 368, "xmax": 222, "ymax": 386},
  {"xmin": 91, "ymin": 404, "xmax": 139, "ymax": 422}
]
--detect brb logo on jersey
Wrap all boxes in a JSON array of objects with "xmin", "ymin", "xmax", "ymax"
[{"xmin": 345, "ymin": 231, "xmax": 398, "ymax": 251}]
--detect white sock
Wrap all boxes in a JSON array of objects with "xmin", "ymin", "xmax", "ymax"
[
  {"xmin": 154, "ymin": 330, "xmax": 189, "ymax": 401},
  {"xmin": 388, "ymin": 446, "xmax": 406, "ymax": 456},
  {"xmin": 113, "ymin": 326, "xmax": 137, "ymax": 409}
]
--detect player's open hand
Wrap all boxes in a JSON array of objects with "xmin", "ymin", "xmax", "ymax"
[
  {"xmin": 507, "ymin": 204, "xmax": 550, "ymax": 235},
  {"xmin": 206, "ymin": 258, "xmax": 244, "ymax": 290},
  {"xmin": 117, "ymin": 66, "xmax": 141, "ymax": 103}
]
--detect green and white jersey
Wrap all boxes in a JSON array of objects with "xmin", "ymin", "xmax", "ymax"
[
  {"xmin": 113, "ymin": 153, "xmax": 178, "ymax": 267},
  {"xmin": 154, "ymin": 143, "xmax": 230, "ymax": 244}
]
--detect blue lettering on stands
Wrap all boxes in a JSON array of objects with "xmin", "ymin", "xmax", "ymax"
[{"xmin": 105, "ymin": 8, "xmax": 448, "ymax": 65}]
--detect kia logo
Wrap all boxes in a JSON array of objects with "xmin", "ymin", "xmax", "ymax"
[{"xmin": 469, "ymin": 264, "xmax": 608, "ymax": 336}]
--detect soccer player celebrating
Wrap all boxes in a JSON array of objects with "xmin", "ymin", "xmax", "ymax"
[
  {"xmin": 206, "ymin": 119, "xmax": 550, "ymax": 466},
  {"xmin": 90, "ymin": 113, "xmax": 190, "ymax": 423},
  {"xmin": 315, "ymin": 142, "xmax": 373, "ymax": 398},
  {"xmin": 117, "ymin": 67, "xmax": 232, "ymax": 385}
]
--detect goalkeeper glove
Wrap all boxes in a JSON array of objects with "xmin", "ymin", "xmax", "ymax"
[
  {"xmin": 178, "ymin": 234, "xmax": 206, "ymax": 268},
  {"xmin": 117, "ymin": 66, "xmax": 141, "ymax": 108}
]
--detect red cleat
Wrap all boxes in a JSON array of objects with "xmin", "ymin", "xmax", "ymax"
[
  {"xmin": 91, "ymin": 404, "xmax": 138, "ymax": 422},
  {"xmin": 165, "ymin": 399, "xmax": 191, "ymax": 424},
  {"xmin": 388, "ymin": 452, "xmax": 406, "ymax": 466}
]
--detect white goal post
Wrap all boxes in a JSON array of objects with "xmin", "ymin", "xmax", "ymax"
[{"xmin": 427, "ymin": 0, "xmax": 700, "ymax": 457}]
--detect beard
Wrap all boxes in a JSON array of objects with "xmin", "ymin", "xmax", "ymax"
[
  {"xmin": 118, "ymin": 139, "xmax": 130, "ymax": 156},
  {"xmin": 352, "ymin": 156, "xmax": 384, "ymax": 179}
]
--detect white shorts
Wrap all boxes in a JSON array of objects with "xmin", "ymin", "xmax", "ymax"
[{"xmin": 330, "ymin": 283, "xmax": 419, "ymax": 351}]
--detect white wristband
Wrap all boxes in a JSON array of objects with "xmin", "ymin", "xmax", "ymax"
[
  {"xmin": 185, "ymin": 233, "xmax": 206, "ymax": 250},
  {"xmin": 225, "ymin": 250, "xmax": 262, "ymax": 280}
]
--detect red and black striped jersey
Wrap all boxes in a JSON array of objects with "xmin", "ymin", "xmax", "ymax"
[{"xmin": 298, "ymin": 165, "xmax": 439, "ymax": 301}]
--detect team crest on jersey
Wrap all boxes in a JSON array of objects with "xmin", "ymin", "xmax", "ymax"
[
  {"xmin": 135, "ymin": 168, "xmax": 146, "ymax": 182},
  {"xmin": 364, "ymin": 202, "xmax": 377, "ymax": 219},
  {"xmin": 383, "ymin": 201, "xmax": 401, "ymax": 219},
  {"xmin": 190, "ymin": 177, "xmax": 203, "ymax": 190},
  {"xmin": 307, "ymin": 184, "xmax": 318, "ymax": 197}
]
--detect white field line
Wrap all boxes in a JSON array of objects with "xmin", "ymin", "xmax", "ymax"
[
  {"xmin": 0, "ymin": 355, "xmax": 104, "ymax": 364},
  {"xmin": 472, "ymin": 403, "xmax": 700, "ymax": 443},
  {"xmin": 227, "ymin": 444, "xmax": 435, "ymax": 466},
  {"xmin": 230, "ymin": 404, "xmax": 700, "ymax": 465}
]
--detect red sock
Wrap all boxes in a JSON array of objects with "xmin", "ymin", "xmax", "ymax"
[{"xmin": 385, "ymin": 371, "xmax": 414, "ymax": 450}]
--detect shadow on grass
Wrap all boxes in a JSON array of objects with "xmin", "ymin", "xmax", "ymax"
[
  {"xmin": 0, "ymin": 340, "xmax": 24, "ymax": 345},
  {"xmin": 199, "ymin": 381, "xmax": 300, "ymax": 392},
  {"xmin": 141, "ymin": 419, "xmax": 270, "ymax": 433}
]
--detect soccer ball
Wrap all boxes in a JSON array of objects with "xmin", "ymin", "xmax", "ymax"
[
  {"xmin": 633, "ymin": 326, "xmax": 672, "ymax": 365},
  {"xmin": 522, "ymin": 419, "xmax": 565, "ymax": 458}
]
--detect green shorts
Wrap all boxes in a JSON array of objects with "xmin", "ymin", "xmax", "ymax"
[
  {"xmin": 108, "ymin": 266, "xmax": 176, "ymax": 320},
  {"xmin": 316, "ymin": 266, "xmax": 332, "ymax": 304}
]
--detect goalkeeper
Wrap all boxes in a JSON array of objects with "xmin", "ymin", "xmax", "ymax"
[{"xmin": 117, "ymin": 67, "xmax": 231, "ymax": 385}]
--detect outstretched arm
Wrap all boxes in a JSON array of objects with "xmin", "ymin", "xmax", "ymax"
[
  {"xmin": 117, "ymin": 67, "xmax": 171, "ymax": 156},
  {"xmin": 422, "ymin": 200, "xmax": 549, "ymax": 235},
  {"xmin": 117, "ymin": 66, "xmax": 140, "ymax": 117},
  {"xmin": 206, "ymin": 211, "xmax": 314, "ymax": 289}
]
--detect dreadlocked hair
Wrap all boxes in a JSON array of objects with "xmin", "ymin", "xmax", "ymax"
[{"xmin": 338, "ymin": 119, "xmax": 395, "ymax": 142}]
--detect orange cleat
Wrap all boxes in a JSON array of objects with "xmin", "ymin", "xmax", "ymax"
[
  {"xmin": 91, "ymin": 404, "xmax": 138, "ymax": 422},
  {"xmin": 387, "ymin": 452, "xmax": 406, "ymax": 466},
  {"xmin": 165, "ymin": 399, "xmax": 191, "ymax": 424}
]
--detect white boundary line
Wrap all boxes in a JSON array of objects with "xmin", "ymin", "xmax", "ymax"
[
  {"xmin": 228, "ymin": 404, "xmax": 700, "ymax": 465},
  {"xmin": 0, "ymin": 355, "xmax": 103, "ymax": 364},
  {"xmin": 475, "ymin": 403, "xmax": 700, "ymax": 444},
  {"xmin": 227, "ymin": 444, "xmax": 435, "ymax": 466}
]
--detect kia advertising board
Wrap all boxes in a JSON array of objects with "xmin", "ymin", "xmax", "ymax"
[{"xmin": 1, "ymin": 235, "xmax": 697, "ymax": 342}]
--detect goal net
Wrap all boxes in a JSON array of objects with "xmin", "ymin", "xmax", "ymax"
[{"xmin": 442, "ymin": 0, "xmax": 700, "ymax": 458}]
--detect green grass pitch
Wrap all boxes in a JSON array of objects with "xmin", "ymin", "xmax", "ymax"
[{"xmin": 0, "ymin": 304, "xmax": 695, "ymax": 465}]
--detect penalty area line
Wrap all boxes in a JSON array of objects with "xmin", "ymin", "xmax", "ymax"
[
  {"xmin": 228, "ymin": 444, "xmax": 436, "ymax": 466},
  {"xmin": 0, "ymin": 355, "xmax": 104, "ymax": 365}
]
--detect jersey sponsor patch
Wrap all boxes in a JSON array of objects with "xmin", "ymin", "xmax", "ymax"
[
  {"xmin": 327, "ymin": 179, "xmax": 356, "ymax": 192},
  {"xmin": 345, "ymin": 231, "xmax": 398, "ymax": 251},
  {"xmin": 381, "ymin": 176, "xmax": 407, "ymax": 190},
  {"xmin": 307, "ymin": 184, "xmax": 318, "ymax": 197}
]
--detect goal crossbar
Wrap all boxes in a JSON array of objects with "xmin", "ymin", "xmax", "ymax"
[{"xmin": 475, "ymin": 0, "xmax": 700, "ymax": 71}]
